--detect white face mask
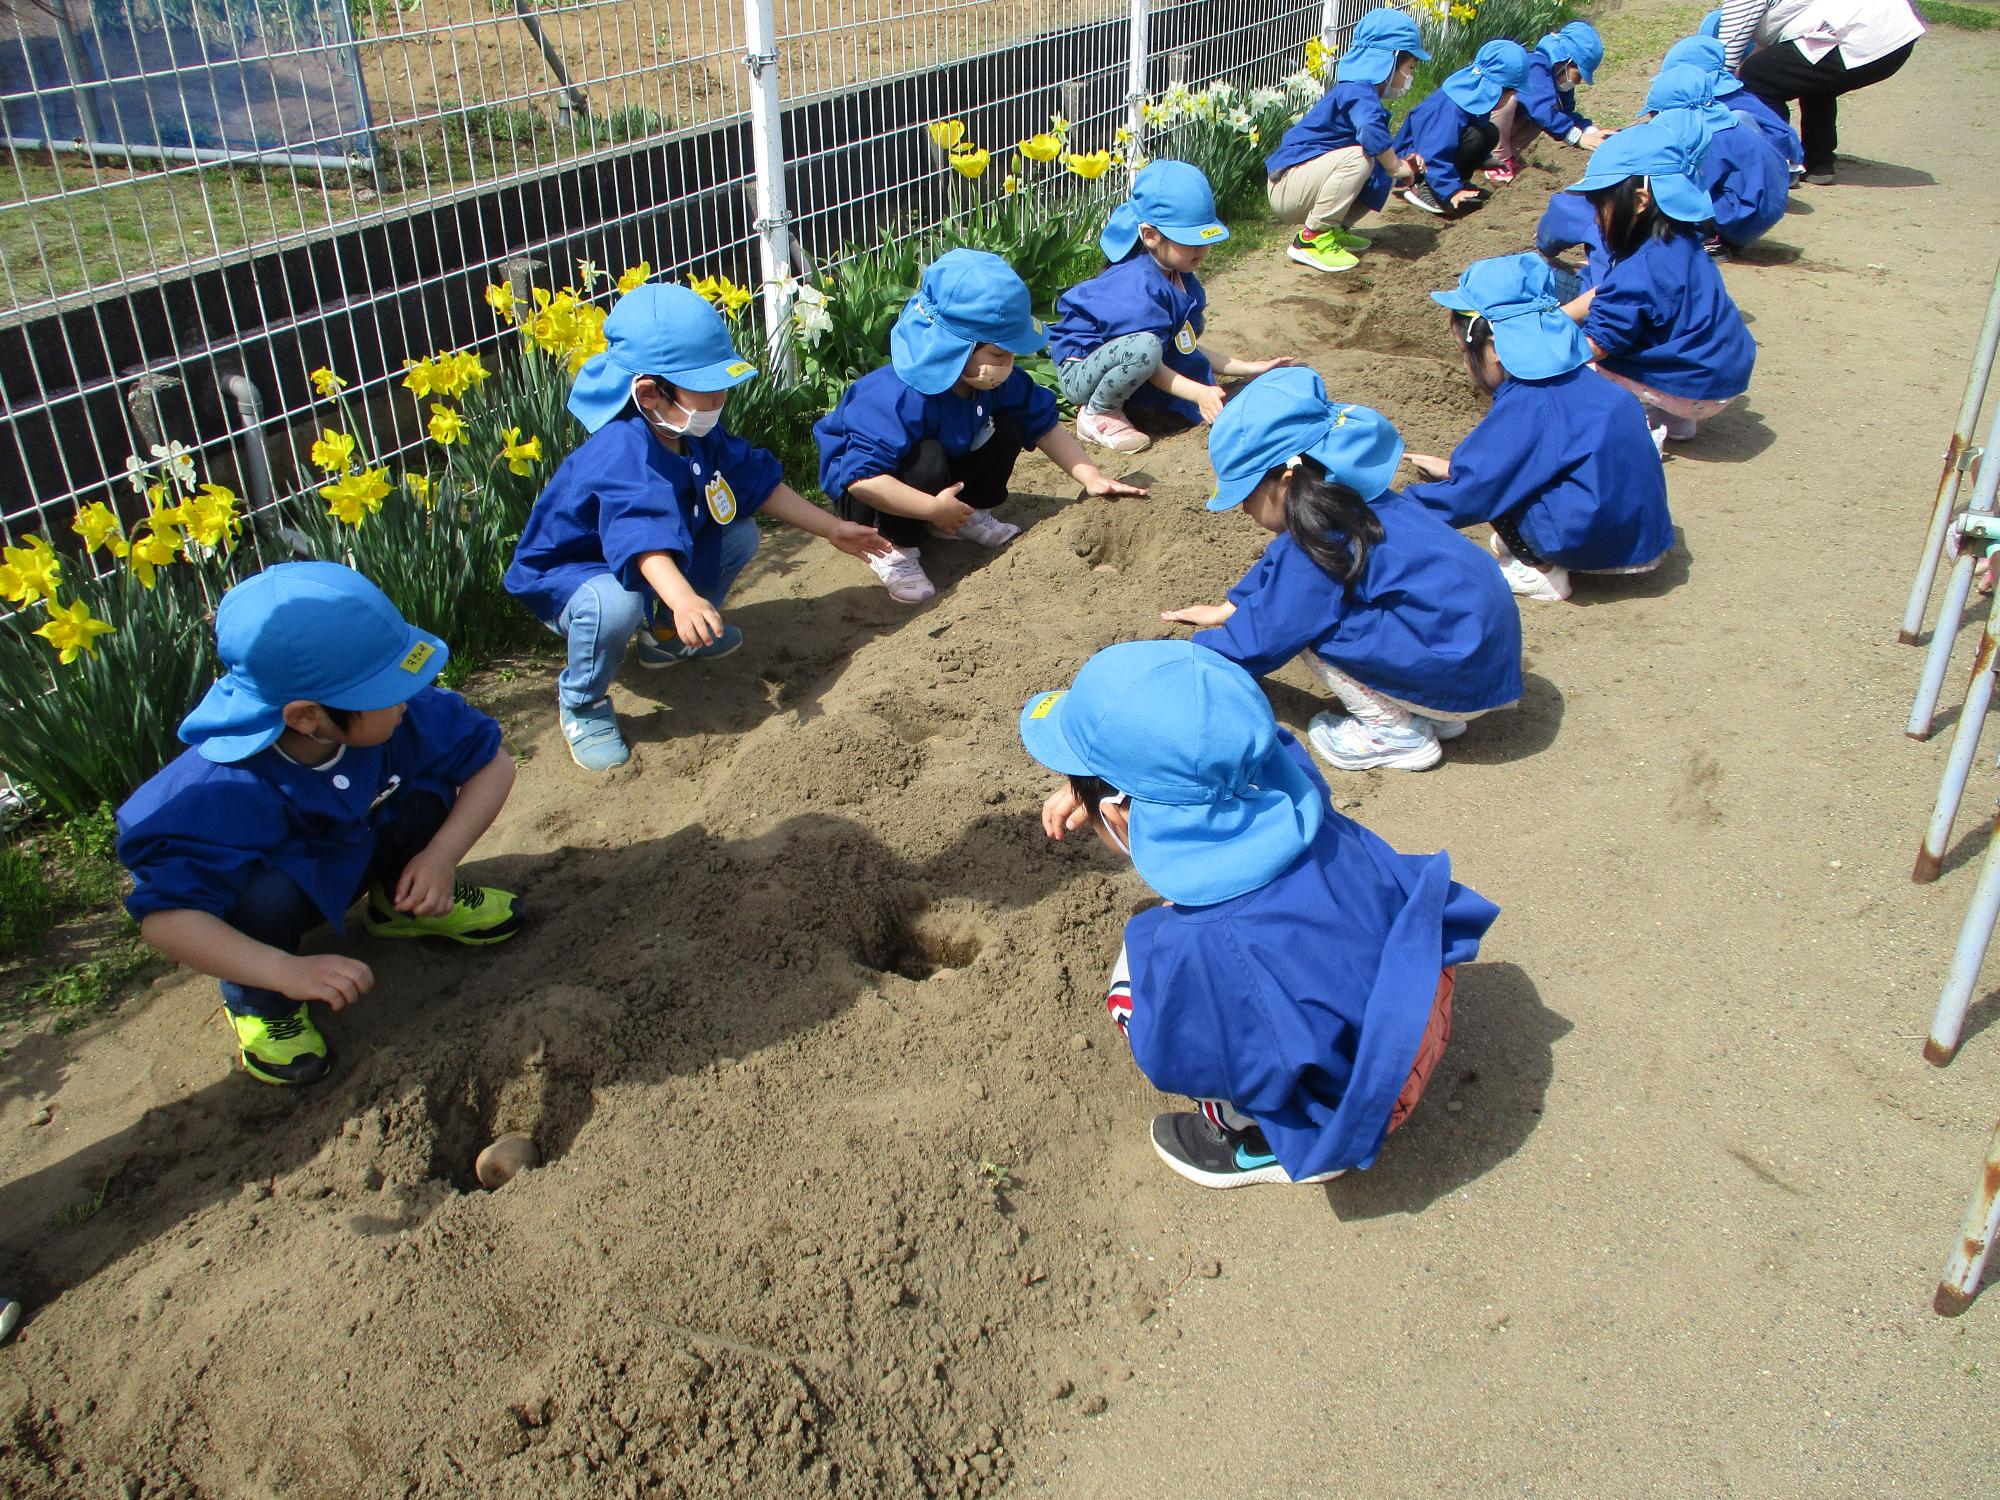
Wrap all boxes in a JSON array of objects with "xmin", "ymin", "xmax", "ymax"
[
  {"xmin": 1385, "ymin": 73, "xmax": 1412, "ymax": 99},
  {"xmin": 1100, "ymin": 791, "xmax": 1132, "ymax": 856},
  {"xmin": 635, "ymin": 377, "xmax": 722, "ymax": 439}
]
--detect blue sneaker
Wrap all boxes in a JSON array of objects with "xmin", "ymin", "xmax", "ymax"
[
  {"xmin": 559, "ymin": 698, "xmax": 629, "ymax": 772},
  {"xmin": 634, "ymin": 623, "xmax": 743, "ymax": 667},
  {"xmin": 1149, "ymin": 1112, "xmax": 1343, "ymax": 1188}
]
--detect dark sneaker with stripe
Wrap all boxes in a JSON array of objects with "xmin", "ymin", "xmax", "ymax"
[
  {"xmin": 1149, "ymin": 1111, "xmax": 1345, "ymax": 1188},
  {"xmin": 231, "ymin": 1005, "xmax": 330, "ymax": 1087},
  {"xmin": 1401, "ymin": 180, "xmax": 1448, "ymax": 216}
]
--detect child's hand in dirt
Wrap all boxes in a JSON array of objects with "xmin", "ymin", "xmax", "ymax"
[
  {"xmin": 1080, "ymin": 469, "xmax": 1149, "ymax": 500},
  {"xmin": 1194, "ymin": 384, "xmax": 1227, "ymax": 423},
  {"xmin": 284, "ymin": 953, "xmax": 375, "ymax": 1011},
  {"xmin": 929, "ymin": 481, "xmax": 974, "ymax": 532},
  {"xmin": 1160, "ymin": 602, "xmax": 1234, "ymax": 629},
  {"xmin": 1235, "ymin": 357, "xmax": 1296, "ymax": 377},
  {"xmin": 1580, "ymin": 127, "xmax": 1613, "ymax": 149},
  {"xmin": 829, "ymin": 520, "xmax": 894, "ymax": 559},
  {"xmin": 395, "ymin": 847, "xmax": 459, "ymax": 917},
  {"xmin": 1403, "ymin": 452, "xmax": 1450, "ymax": 480},
  {"xmin": 1450, "ymin": 188, "xmax": 1484, "ymax": 208},
  {"xmin": 669, "ymin": 597, "xmax": 727, "ymax": 647},
  {"xmin": 1041, "ymin": 786, "xmax": 1093, "ymax": 841}
]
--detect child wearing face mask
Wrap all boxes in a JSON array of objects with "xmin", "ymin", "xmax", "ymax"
[
  {"xmin": 1020, "ymin": 639, "xmax": 1499, "ymax": 1188},
  {"xmin": 1263, "ymin": 7, "xmax": 1428, "ymax": 275},
  {"xmin": 1049, "ymin": 161, "xmax": 1293, "ymax": 455},
  {"xmin": 814, "ymin": 249, "xmax": 1147, "ymax": 602},
  {"xmin": 1484, "ymin": 22, "xmax": 1612, "ymax": 185},
  {"xmin": 1401, "ymin": 254, "xmax": 1674, "ymax": 604},
  {"xmin": 506, "ymin": 284, "xmax": 891, "ymax": 773},
  {"xmin": 1559, "ymin": 117, "xmax": 1758, "ymax": 450},
  {"xmin": 1162, "ymin": 369, "xmax": 1522, "ymax": 773},
  {"xmin": 116, "ymin": 563, "xmax": 523, "ymax": 1087},
  {"xmin": 1394, "ymin": 39, "xmax": 1530, "ymax": 216}
]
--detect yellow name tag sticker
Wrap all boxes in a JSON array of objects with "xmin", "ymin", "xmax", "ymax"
[
  {"xmin": 1174, "ymin": 322, "xmax": 1197, "ymax": 356},
  {"xmin": 725, "ymin": 361, "xmax": 754, "ymax": 378},
  {"xmin": 1029, "ymin": 691, "xmax": 1064, "ymax": 720},
  {"xmin": 705, "ymin": 472, "xmax": 739, "ymax": 525},
  {"xmin": 1198, "ymin": 225, "xmax": 1225, "ymax": 240},
  {"xmin": 400, "ymin": 642, "xmax": 436, "ymax": 674}
]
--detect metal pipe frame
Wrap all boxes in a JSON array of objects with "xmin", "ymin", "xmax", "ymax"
[
  {"xmin": 1907, "ymin": 393, "xmax": 2000, "ymax": 739},
  {"xmin": 1933, "ymin": 1118, "xmax": 2000, "ymax": 1315}
]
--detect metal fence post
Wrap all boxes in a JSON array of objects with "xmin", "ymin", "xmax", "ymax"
[
  {"xmin": 1924, "ymin": 805, "xmax": 2000, "ymax": 1062},
  {"xmin": 1933, "ymin": 1117, "xmax": 2000, "ymax": 1315},
  {"xmin": 744, "ymin": 0, "xmax": 797, "ymax": 378},
  {"xmin": 1908, "ymin": 393, "xmax": 2000, "ymax": 739},
  {"xmin": 1126, "ymin": 0, "xmax": 1150, "ymax": 171},
  {"xmin": 1900, "ymin": 261, "xmax": 2000, "ymax": 647}
]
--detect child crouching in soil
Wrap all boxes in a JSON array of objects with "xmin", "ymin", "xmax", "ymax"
[
  {"xmin": 1050, "ymin": 160, "xmax": 1293, "ymax": 453},
  {"xmin": 1393, "ymin": 39, "xmax": 1530, "ymax": 217},
  {"xmin": 1021, "ymin": 640, "xmax": 1498, "ymax": 1187},
  {"xmin": 117, "ymin": 563, "xmax": 522, "ymax": 1087},
  {"xmin": 814, "ymin": 249, "xmax": 1147, "ymax": 603}
]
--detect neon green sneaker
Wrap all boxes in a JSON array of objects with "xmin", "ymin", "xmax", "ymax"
[
  {"xmin": 1322, "ymin": 226, "xmax": 1372, "ymax": 252},
  {"xmin": 231, "ymin": 1006, "xmax": 330, "ymax": 1087},
  {"xmin": 1285, "ymin": 233, "xmax": 1360, "ymax": 275},
  {"xmin": 363, "ymin": 882, "xmax": 525, "ymax": 946}
]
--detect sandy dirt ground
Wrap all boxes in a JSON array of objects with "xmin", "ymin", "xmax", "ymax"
[{"xmin": 4, "ymin": 2, "xmax": 2000, "ymax": 1495}]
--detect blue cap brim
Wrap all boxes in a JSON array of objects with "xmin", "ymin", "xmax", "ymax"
[
  {"xmin": 1155, "ymin": 220, "xmax": 1231, "ymax": 248},
  {"xmin": 1206, "ymin": 468, "xmax": 1263, "ymax": 512},
  {"xmin": 1019, "ymin": 689, "xmax": 1094, "ymax": 776},
  {"xmin": 1713, "ymin": 73, "xmax": 1743, "ymax": 94},
  {"xmin": 1430, "ymin": 287, "xmax": 1478, "ymax": 313}
]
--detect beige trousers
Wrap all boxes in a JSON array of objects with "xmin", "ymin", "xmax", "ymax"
[{"xmin": 1266, "ymin": 146, "xmax": 1375, "ymax": 233}]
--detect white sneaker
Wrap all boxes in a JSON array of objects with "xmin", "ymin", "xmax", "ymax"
[
  {"xmin": 1489, "ymin": 533, "xmax": 1571, "ymax": 602},
  {"xmin": 931, "ymin": 508, "xmax": 1020, "ymax": 548},
  {"xmin": 1076, "ymin": 406, "xmax": 1152, "ymax": 453},
  {"xmin": 1428, "ymin": 716, "xmax": 1469, "ymax": 741},
  {"xmin": 1306, "ymin": 711, "xmax": 1443, "ymax": 772},
  {"xmin": 867, "ymin": 545, "xmax": 935, "ymax": 604}
]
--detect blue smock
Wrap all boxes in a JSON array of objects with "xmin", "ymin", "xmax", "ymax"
[
  {"xmin": 1049, "ymin": 253, "xmax": 1212, "ymax": 424},
  {"xmin": 1702, "ymin": 117, "xmax": 1790, "ymax": 246},
  {"xmin": 814, "ymin": 365, "xmax": 1059, "ymax": 503},
  {"xmin": 1265, "ymin": 81, "xmax": 1394, "ymax": 213},
  {"xmin": 1731, "ymin": 90, "xmax": 1804, "ymax": 167},
  {"xmin": 1403, "ymin": 366, "xmax": 1674, "ymax": 571},
  {"xmin": 1536, "ymin": 190, "xmax": 1611, "ymax": 288},
  {"xmin": 1393, "ymin": 91, "xmax": 1482, "ymax": 202},
  {"xmin": 1194, "ymin": 491, "xmax": 1524, "ymax": 715},
  {"xmin": 1586, "ymin": 230, "xmax": 1757, "ymax": 401},
  {"xmin": 1516, "ymin": 51, "xmax": 1593, "ymax": 141},
  {"xmin": 117, "ymin": 687, "xmax": 501, "ymax": 933},
  {"xmin": 1124, "ymin": 732, "xmax": 1499, "ymax": 1179},
  {"xmin": 505, "ymin": 410, "xmax": 781, "ymax": 625}
]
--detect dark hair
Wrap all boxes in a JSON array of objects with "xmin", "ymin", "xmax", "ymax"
[
  {"xmin": 1264, "ymin": 454, "xmax": 1384, "ymax": 585},
  {"xmin": 1067, "ymin": 775, "xmax": 1123, "ymax": 820},
  {"xmin": 322, "ymin": 705, "xmax": 355, "ymax": 729},
  {"xmin": 1585, "ymin": 178, "xmax": 1696, "ymax": 257},
  {"xmin": 1449, "ymin": 310, "xmax": 1493, "ymax": 353}
]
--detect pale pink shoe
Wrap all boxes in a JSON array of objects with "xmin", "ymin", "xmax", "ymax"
[{"xmin": 1076, "ymin": 406, "xmax": 1151, "ymax": 454}]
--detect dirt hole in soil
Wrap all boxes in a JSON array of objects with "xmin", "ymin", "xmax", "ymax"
[{"xmin": 858, "ymin": 904, "xmax": 987, "ymax": 981}]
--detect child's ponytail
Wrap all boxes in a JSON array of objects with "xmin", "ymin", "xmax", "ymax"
[
  {"xmin": 1277, "ymin": 455, "xmax": 1385, "ymax": 585},
  {"xmin": 1588, "ymin": 177, "xmax": 1696, "ymax": 256}
]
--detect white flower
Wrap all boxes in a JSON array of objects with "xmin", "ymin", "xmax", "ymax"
[
  {"xmin": 1249, "ymin": 87, "xmax": 1284, "ymax": 112},
  {"xmin": 123, "ymin": 453, "xmax": 151, "ymax": 494},
  {"xmin": 149, "ymin": 439, "xmax": 196, "ymax": 487},
  {"xmin": 791, "ymin": 284, "xmax": 833, "ymax": 347},
  {"xmin": 1227, "ymin": 106, "xmax": 1254, "ymax": 132}
]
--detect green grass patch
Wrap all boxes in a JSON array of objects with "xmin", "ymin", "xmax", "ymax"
[{"xmin": 1915, "ymin": 0, "xmax": 1999, "ymax": 28}]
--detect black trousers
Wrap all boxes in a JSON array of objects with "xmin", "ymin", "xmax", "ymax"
[
  {"xmin": 1452, "ymin": 118, "xmax": 1501, "ymax": 189},
  {"xmin": 838, "ymin": 413, "xmax": 1024, "ymax": 549},
  {"xmin": 1738, "ymin": 39, "xmax": 1917, "ymax": 174}
]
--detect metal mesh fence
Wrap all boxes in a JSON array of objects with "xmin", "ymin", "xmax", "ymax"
[{"xmin": 0, "ymin": 0, "xmax": 1360, "ymax": 567}]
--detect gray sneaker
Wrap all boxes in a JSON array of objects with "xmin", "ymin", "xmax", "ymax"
[{"xmin": 559, "ymin": 698, "xmax": 629, "ymax": 773}]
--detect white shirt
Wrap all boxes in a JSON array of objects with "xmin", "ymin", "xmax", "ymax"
[{"xmin": 1753, "ymin": 0, "xmax": 1924, "ymax": 68}]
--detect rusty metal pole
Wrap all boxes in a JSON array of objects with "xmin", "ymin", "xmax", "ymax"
[
  {"xmin": 1925, "ymin": 802, "xmax": 2000, "ymax": 1060},
  {"xmin": 1913, "ymin": 601, "xmax": 2000, "ymax": 883},
  {"xmin": 1933, "ymin": 1118, "xmax": 2000, "ymax": 1315},
  {"xmin": 1903, "ymin": 261, "xmax": 2000, "ymax": 646},
  {"xmin": 1909, "ymin": 395, "xmax": 2000, "ymax": 739}
]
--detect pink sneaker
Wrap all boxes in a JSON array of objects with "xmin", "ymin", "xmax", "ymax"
[
  {"xmin": 866, "ymin": 545, "xmax": 935, "ymax": 604},
  {"xmin": 1484, "ymin": 156, "xmax": 1522, "ymax": 185},
  {"xmin": 1076, "ymin": 407, "xmax": 1151, "ymax": 454}
]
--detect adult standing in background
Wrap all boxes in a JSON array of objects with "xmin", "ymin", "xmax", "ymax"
[{"xmin": 1716, "ymin": 0, "xmax": 1923, "ymax": 184}]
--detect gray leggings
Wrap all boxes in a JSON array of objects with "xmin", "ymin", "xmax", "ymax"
[{"xmin": 1058, "ymin": 331, "xmax": 1164, "ymax": 414}]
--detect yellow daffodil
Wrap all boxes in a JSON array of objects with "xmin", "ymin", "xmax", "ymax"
[
  {"xmin": 1017, "ymin": 132, "xmax": 1061, "ymax": 163},
  {"xmin": 402, "ymin": 357, "xmax": 440, "ymax": 399},
  {"xmin": 617, "ymin": 262, "xmax": 652, "ymax": 295},
  {"xmin": 485, "ymin": 282, "xmax": 517, "ymax": 320},
  {"xmin": 320, "ymin": 466, "xmax": 392, "ymax": 526},
  {"xmin": 309, "ymin": 366, "xmax": 348, "ymax": 397},
  {"xmin": 1049, "ymin": 113, "xmax": 1072, "ymax": 139},
  {"xmin": 309, "ymin": 427, "xmax": 357, "ymax": 473},
  {"xmin": 1448, "ymin": 1, "xmax": 1475, "ymax": 19},
  {"xmin": 1003, "ymin": 173, "xmax": 1021, "ymax": 195},
  {"xmin": 143, "ymin": 492, "xmax": 187, "ymax": 536},
  {"xmin": 1062, "ymin": 149, "xmax": 1113, "ymax": 180},
  {"xmin": 182, "ymin": 483, "xmax": 241, "ymax": 548},
  {"xmin": 439, "ymin": 350, "xmax": 489, "ymax": 398},
  {"xmin": 408, "ymin": 473, "xmax": 435, "ymax": 509},
  {"xmin": 948, "ymin": 146, "xmax": 991, "ymax": 179},
  {"xmin": 0, "ymin": 535, "xmax": 61, "ymax": 605},
  {"xmin": 1114, "ymin": 125, "xmax": 1133, "ymax": 146},
  {"xmin": 1304, "ymin": 36, "xmax": 1329, "ymax": 78},
  {"xmin": 33, "ymin": 597, "xmax": 115, "ymax": 664},
  {"xmin": 689, "ymin": 273, "xmax": 720, "ymax": 303},
  {"xmin": 927, "ymin": 118, "xmax": 966, "ymax": 151},
  {"xmin": 500, "ymin": 428, "xmax": 543, "ymax": 476},
  {"xmin": 703, "ymin": 275, "xmax": 753, "ymax": 318},
  {"xmin": 428, "ymin": 404, "xmax": 466, "ymax": 447},
  {"xmin": 72, "ymin": 502, "xmax": 128, "ymax": 557},
  {"xmin": 127, "ymin": 526, "xmax": 179, "ymax": 588}
]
